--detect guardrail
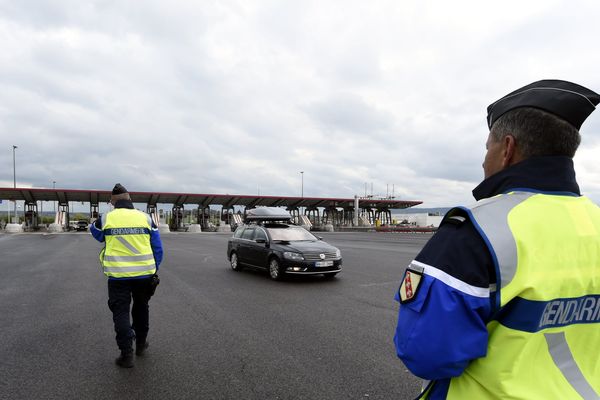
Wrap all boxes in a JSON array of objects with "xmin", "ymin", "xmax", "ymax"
[{"xmin": 375, "ymin": 225, "xmax": 437, "ymax": 233}]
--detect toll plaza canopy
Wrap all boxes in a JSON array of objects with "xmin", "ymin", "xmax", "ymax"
[{"xmin": 0, "ymin": 187, "xmax": 422, "ymax": 210}]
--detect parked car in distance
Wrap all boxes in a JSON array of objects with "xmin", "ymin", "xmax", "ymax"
[
  {"xmin": 227, "ymin": 207, "xmax": 342, "ymax": 280},
  {"xmin": 76, "ymin": 220, "xmax": 89, "ymax": 231}
]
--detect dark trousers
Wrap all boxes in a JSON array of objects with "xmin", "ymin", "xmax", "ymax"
[{"xmin": 107, "ymin": 277, "xmax": 153, "ymax": 351}]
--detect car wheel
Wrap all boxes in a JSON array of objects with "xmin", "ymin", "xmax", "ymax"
[
  {"xmin": 269, "ymin": 257, "xmax": 283, "ymax": 280},
  {"xmin": 323, "ymin": 272, "xmax": 338, "ymax": 279},
  {"xmin": 230, "ymin": 252, "xmax": 243, "ymax": 271}
]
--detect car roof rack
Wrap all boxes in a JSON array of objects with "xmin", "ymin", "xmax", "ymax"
[{"xmin": 244, "ymin": 207, "xmax": 293, "ymax": 223}]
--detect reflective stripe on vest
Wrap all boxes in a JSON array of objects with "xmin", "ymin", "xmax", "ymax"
[
  {"xmin": 441, "ymin": 192, "xmax": 600, "ymax": 400},
  {"xmin": 100, "ymin": 208, "xmax": 156, "ymax": 278}
]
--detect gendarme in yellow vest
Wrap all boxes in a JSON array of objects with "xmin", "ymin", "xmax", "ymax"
[
  {"xmin": 432, "ymin": 191, "xmax": 600, "ymax": 399},
  {"xmin": 100, "ymin": 208, "xmax": 156, "ymax": 279}
]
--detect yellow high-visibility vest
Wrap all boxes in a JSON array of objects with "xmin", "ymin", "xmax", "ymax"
[
  {"xmin": 437, "ymin": 192, "xmax": 600, "ymax": 399},
  {"xmin": 100, "ymin": 208, "xmax": 156, "ymax": 279}
]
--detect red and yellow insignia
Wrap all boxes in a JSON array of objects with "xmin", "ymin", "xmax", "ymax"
[{"xmin": 399, "ymin": 266, "xmax": 424, "ymax": 303}]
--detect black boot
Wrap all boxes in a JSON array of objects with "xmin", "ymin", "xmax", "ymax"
[
  {"xmin": 115, "ymin": 349, "xmax": 134, "ymax": 368},
  {"xmin": 136, "ymin": 341, "xmax": 149, "ymax": 356}
]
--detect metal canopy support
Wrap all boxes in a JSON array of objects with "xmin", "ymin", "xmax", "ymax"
[
  {"xmin": 354, "ymin": 196, "xmax": 359, "ymax": 226},
  {"xmin": 222, "ymin": 197, "xmax": 240, "ymax": 209}
]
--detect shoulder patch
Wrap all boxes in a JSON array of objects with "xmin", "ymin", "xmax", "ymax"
[
  {"xmin": 399, "ymin": 264, "xmax": 425, "ymax": 303},
  {"xmin": 446, "ymin": 215, "xmax": 466, "ymax": 225},
  {"xmin": 441, "ymin": 207, "xmax": 471, "ymax": 227}
]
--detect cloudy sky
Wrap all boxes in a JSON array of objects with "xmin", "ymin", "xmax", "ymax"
[{"xmin": 1, "ymin": 0, "xmax": 600, "ymax": 208}]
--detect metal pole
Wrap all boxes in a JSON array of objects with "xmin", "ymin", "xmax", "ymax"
[
  {"xmin": 354, "ymin": 195, "xmax": 359, "ymax": 226},
  {"xmin": 12, "ymin": 145, "xmax": 17, "ymax": 222},
  {"xmin": 300, "ymin": 171, "xmax": 304, "ymax": 218}
]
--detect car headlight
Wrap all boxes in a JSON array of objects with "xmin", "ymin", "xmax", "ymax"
[
  {"xmin": 283, "ymin": 252, "xmax": 304, "ymax": 261},
  {"xmin": 335, "ymin": 249, "xmax": 341, "ymax": 259}
]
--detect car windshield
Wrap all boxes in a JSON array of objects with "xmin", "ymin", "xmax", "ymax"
[{"xmin": 266, "ymin": 226, "xmax": 316, "ymax": 241}]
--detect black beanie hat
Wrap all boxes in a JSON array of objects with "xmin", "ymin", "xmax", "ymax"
[{"xmin": 112, "ymin": 183, "xmax": 128, "ymax": 195}]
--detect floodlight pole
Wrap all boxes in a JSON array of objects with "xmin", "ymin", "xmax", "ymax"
[
  {"xmin": 300, "ymin": 171, "xmax": 304, "ymax": 217},
  {"xmin": 354, "ymin": 195, "xmax": 359, "ymax": 226},
  {"xmin": 12, "ymin": 145, "xmax": 17, "ymax": 221}
]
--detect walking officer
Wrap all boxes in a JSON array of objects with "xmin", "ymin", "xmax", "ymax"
[
  {"xmin": 91, "ymin": 183, "xmax": 163, "ymax": 368},
  {"xmin": 394, "ymin": 80, "xmax": 600, "ymax": 399}
]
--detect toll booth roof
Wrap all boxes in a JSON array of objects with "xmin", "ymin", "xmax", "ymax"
[{"xmin": 0, "ymin": 187, "xmax": 423, "ymax": 210}]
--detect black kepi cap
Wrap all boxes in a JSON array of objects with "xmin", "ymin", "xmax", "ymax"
[
  {"xmin": 112, "ymin": 183, "xmax": 128, "ymax": 195},
  {"xmin": 487, "ymin": 79, "xmax": 600, "ymax": 130}
]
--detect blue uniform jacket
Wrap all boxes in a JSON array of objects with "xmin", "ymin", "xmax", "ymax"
[
  {"xmin": 394, "ymin": 156, "xmax": 581, "ymax": 399},
  {"xmin": 90, "ymin": 199, "xmax": 163, "ymax": 280}
]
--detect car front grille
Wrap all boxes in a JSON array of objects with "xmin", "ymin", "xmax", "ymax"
[{"xmin": 303, "ymin": 251, "xmax": 338, "ymax": 261}]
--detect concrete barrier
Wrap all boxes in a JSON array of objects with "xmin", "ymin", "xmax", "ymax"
[
  {"xmin": 217, "ymin": 224, "xmax": 231, "ymax": 233},
  {"xmin": 48, "ymin": 223, "xmax": 64, "ymax": 233},
  {"xmin": 5, "ymin": 223, "xmax": 24, "ymax": 233},
  {"xmin": 187, "ymin": 224, "xmax": 202, "ymax": 233}
]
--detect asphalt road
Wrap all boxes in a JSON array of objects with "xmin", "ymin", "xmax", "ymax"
[{"xmin": 0, "ymin": 231, "xmax": 430, "ymax": 400}]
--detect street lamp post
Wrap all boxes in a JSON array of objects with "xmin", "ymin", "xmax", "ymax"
[
  {"xmin": 12, "ymin": 145, "xmax": 17, "ymax": 223},
  {"xmin": 300, "ymin": 171, "xmax": 304, "ymax": 219}
]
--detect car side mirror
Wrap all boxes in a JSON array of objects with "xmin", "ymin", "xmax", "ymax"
[
  {"xmin": 317, "ymin": 236, "xmax": 323, "ymax": 240},
  {"xmin": 255, "ymin": 238, "xmax": 267, "ymax": 244}
]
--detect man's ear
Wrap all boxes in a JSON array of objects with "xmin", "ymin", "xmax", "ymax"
[{"xmin": 501, "ymin": 135, "xmax": 518, "ymax": 167}]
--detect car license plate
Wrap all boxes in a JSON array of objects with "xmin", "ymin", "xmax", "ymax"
[{"xmin": 315, "ymin": 261, "xmax": 333, "ymax": 267}]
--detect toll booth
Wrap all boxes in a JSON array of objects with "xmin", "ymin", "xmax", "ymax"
[
  {"xmin": 322, "ymin": 206, "xmax": 342, "ymax": 226},
  {"xmin": 90, "ymin": 202, "xmax": 99, "ymax": 222},
  {"xmin": 231, "ymin": 212, "xmax": 243, "ymax": 230},
  {"xmin": 146, "ymin": 204, "xmax": 159, "ymax": 226},
  {"xmin": 58, "ymin": 203, "xmax": 70, "ymax": 230},
  {"xmin": 305, "ymin": 206, "xmax": 320, "ymax": 228},
  {"xmin": 287, "ymin": 206, "xmax": 300, "ymax": 222},
  {"xmin": 342, "ymin": 206, "xmax": 355, "ymax": 226},
  {"xmin": 221, "ymin": 207, "xmax": 235, "ymax": 225},
  {"xmin": 361, "ymin": 207, "xmax": 375, "ymax": 225},
  {"xmin": 170, "ymin": 205, "xmax": 184, "ymax": 231},
  {"xmin": 375, "ymin": 208, "xmax": 392, "ymax": 225},
  {"xmin": 196, "ymin": 206, "xmax": 211, "ymax": 230},
  {"xmin": 24, "ymin": 202, "xmax": 39, "ymax": 230}
]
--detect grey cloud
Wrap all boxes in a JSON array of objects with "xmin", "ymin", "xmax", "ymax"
[
  {"xmin": 303, "ymin": 94, "xmax": 394, "ymax": 136},
  {"xmin": 2, "ymin": 2, "xmax": 600, "ymax": 209}
]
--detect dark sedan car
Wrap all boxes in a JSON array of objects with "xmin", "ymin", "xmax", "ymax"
[
  {"xmin": 226, "ymin": 210, "xmax": 342, "ymax": 280},
  {"xmin": 76, "ymin": 220, "xmax": 89, "ymax": 231}
]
